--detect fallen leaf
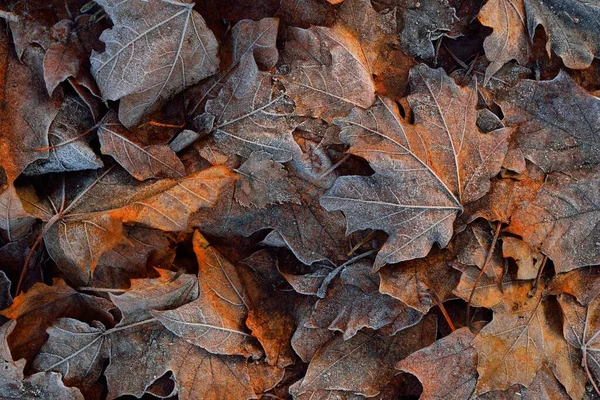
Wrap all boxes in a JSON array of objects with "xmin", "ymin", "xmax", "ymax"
[
  {"xmin": 0, "ymin": 320, "xmax": 84, "ymax": 400},
  {"xmin": 396, "ymin": 327, "xmax": 478, "ymax": 399},
  {"xmin": 290, "ymin": 316, "xmax": 436, "ymax": 398},
  {"xmin": 98, "ymin": 111, "xmax": 185, "ymax": 180},
  {"xmin": 379, "ymin": 246, "xmax": 460, "ymax": 313},
  {"xmin": 499, "ymin": 72, "xmax": 600, "ymax": 172},
  {"xmin": 322, "ymin": 65, "xmax": 510, "ymax": 268},
  {"xmin": 509, "ymin": 165, "xmax": 600, "ymax": 273},
  {"xmin": 20, "ymin": 165, "xmax": 234, "ymax": 284},
  {"xmin": 306, "ymin": 260, "xmax": 423, "ymax": 339},
  {"xmin": 91, "ymin": 0, "xmax": 219, "ymax": 127},
  {"xmin": 205, "ymin": 54, "xmax": 301, "ymax": 162},
  {"xmin": 0, "ymin": 279, "xmax": 114, "ymax": 364},
  {"xmin": 472, "ymin": 280, "xmax": 585, "ymax": 398},
  {"xmin": 0, "ymin": 29, "xmax": 62, "ymax": 184},
  {"xmin": 153, "ymin": 232, "xmax": 262, "ymax": 358}
]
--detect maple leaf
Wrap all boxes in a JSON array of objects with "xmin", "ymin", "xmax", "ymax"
[
  {"xmin": 472, "ymin": 280, "xmax": 585, "ymax": 398},
  {"xmin": 480, "ymin": 0, "xmax": 600, "ymax": 81},
  {"xmin": 280, "ymin": 23, "xmax": 376, "ymax": 122},
  {"xmin": 239, "ymin": 252, "xmax": 301, "ymax": 368},
  {"xmin": 20, "ymin": 165, "xmax": 234, "ymax": 284},
  {"xmin": 290, "ymin": 316, "xmax": 436, "ymax": 398},
  {"xmin": 0, "ymin": 320, "xmax": 84, "ymax": 400},
  {"xmin": 205, "ymin": 54, "xmax": 302, "ymax": 163},
  {"xmin": 90, "ymin": 0, "xmax": 220, "ymax": 127},
  {"xmin": 379, "ymin": 246, "xmax": 460, "ymax": 313},
  {"xmin": 1, "ymin": 0, "xmax": 90, "ymax": 59},
  {"xmin": 0, "ymin": 29, "xmax": 61, "ymax": 185},
  {"xmin": 186, "ymin": 17, "xmax": 280, "ymax": 116},
  {"xmin": 509, "ymin": 165, "xmax": 600, "ymax": 273},
  {"xmin": 0, "ymin": 279, "xmax": 115, "ymax": 364},
  {"xmin": 548, "ymin": 267, "xmax": 600, "ymax": 392},
  {"xmin": 499, "ymin": 72, "xmax": 600, "ymax": 172},
  {"xmin": 193, "ymin": 163, "xmax": 351, "ymax": 265},
  {"xmin": 306, "ymin": 260, "xmax": 423, "ymax": 339},
  {"xmin": 322, "ymin": 65, "xmax": 510, "ymax": 268},
  {"xmin": 98, "ymin": 111, "xmax": 185, "ymax": 180},
  {"xmin": 34, "ymin": 269, "xmax": 258, "ymax": 399},
  {"xmin": 396, "ymin": 327, "xmax": 478, "ymax": 399},
  {"xmin": 154, "ymin": 232, "xmax": 262, "ymax": 358}
]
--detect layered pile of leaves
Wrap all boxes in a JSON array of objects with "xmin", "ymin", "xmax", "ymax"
[{"xmin": 0, "ymin": 0, "xmax": 599, "ymax": 399}]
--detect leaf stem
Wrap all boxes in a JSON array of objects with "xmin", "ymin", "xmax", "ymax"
[{"xmin": 466, "ymin": 220, "xmax": 502, "ymax": 332}]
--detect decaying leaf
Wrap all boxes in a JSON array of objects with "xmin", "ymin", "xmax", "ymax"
[
  {"xmin": 396, "ymin": 327, "xmax": 478, "ymax": 399},
  {"xmin": 472, "ymin": 281, "xmax": 585, "ymax": 398},
  {"xmin": 20, "ymin": 165, "xmax": 234, "ymax": 284},
  {"xmin": 154, "ymin": 232, "xmax": 262, "ymax": 358},
  {"xmin": 306, "ymin": 260, "xmax": 423, "ymax": 339},
  {"xmin": 98, "ymin": 111, "xmax": 185, "ymax": 180},
  {"xmin": 290, "ymin": 316, "xmax": 437, "ymax": 398},
  {"xmin": 0, "ymin": 320, "xmax": 84, "ymax": 400},
  {"xmin": 499, "ymin": 72, "xmax": 600, "ymax": 172},
  {"xmin": 91, "ymin": 0, "xmax": 219, "ymax": 127},
  {"xmin": 0, "ymin": 29, "xmax": 61, "ymax": 184},
  {"xmin": 2, "ymin": 0, "xmax": 600, "ymax": 398},
  {"xmin": 509, "ymin": 165, "xmax": 600, "ymax": 273},
  {"xmin": 205, "ymin": 54, "xmax": 301, "ymax": 162},
  {"xmin": 322, "ymin": 65, "xmax": 510, "ymax": 268},
  {"xmin": 33, "ymin": 269, "xmax": 257, "ymax": 399}
]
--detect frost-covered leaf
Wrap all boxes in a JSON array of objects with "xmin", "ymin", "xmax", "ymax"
[
  {"xmin": 98, "ymin": 111, "xmax": 185, "ymax": 180},
  {"xmin": 91, "ymin": 0, "xmax": 219, "ymax": 127},
  {"xmin": 509, "ymin": 165, "xmax": 600, "ymax": 273},
  {"xmin": 322, "ymin": 65, "xmax": 510, "ymax": 268}
]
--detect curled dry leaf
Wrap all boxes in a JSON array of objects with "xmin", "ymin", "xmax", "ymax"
[
  {"xmin": 0, "ymin": 29, "xmax": 61, "ymax": 185},
  {"xmin": 24, "ymin": 94, "xmax": 103, "ymax": 176},
  {"xmin": 194, "ymin": 164, "xmax": 350, "ymax": 265},
  {"xmin": 91, "ymin": 0, "xmax": 219, "ymax": 127},
  {"xmin": 306, "ymin": 260, "xmax": 423, "ymax": 339},
  {"xmin": 322, "ymin": 65, "xmax": 510, "ymax": 269},
  {"xmin": 397, "ymin": 0, "xmax": 459, "ymax": 60}
]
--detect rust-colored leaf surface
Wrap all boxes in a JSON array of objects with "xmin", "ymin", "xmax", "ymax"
[{"xmin": 1, "ymin": 0, "xmax": 600, "ymax": 398}]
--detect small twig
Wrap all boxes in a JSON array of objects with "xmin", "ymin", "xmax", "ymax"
[
  {"xmin": 77, "ymin": 287, "xmax": 128, "ymax": 293},
  {"xmin": 348, "ymin": 230, "xmax": 377, "ymax": 256},
  {"xmin": 430, "ymin": 289, "xmax": 455, "ymax": 332},
  {"xmin": 527, "ymin": 255, "xmax": 547, "ymax": 298},
  {"xmin": 443, "ymin": 44, "xmax": 468, "ymax": 69},
  {"xmin": 34, "ymin": 120, "xmax": 104, "ymax": 152},
  {"xmin": 316, "ymin": 249, "xmax": 376, "ymax": 298},
  {"xmin": 466, "ymin": 221, "xmax": 502, "ymax": 332}
]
